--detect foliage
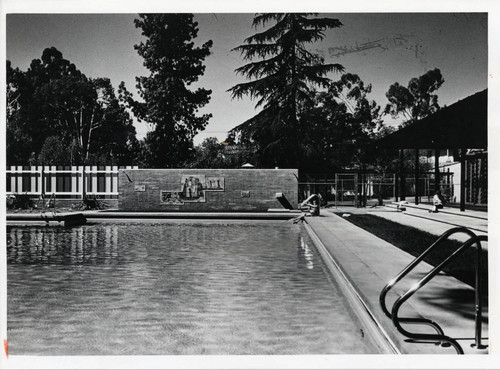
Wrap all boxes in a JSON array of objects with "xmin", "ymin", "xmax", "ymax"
[
  {"xmin": 6, "ymin": 195, "xmax": 16, "ymax": 210},
  {"xmin": 75, "ymin": 195, "xmax": 108, "ymax": 210},
  {"xmin": 6, "ymin": 47, "xmax": 137, "ymax": 165},
  {"xmin": 6, "ymin": 193, "xmax": 34, "ymax": 210},
  {"xmin": 6, "ymin": 60, "xmax": 36, "ymax": 164},
  {"xmin": 228, "ymin": 13, "xmax": 344, "ymax": 169},
  {"xmin": 300, "ymin": 73, "xmax": 384, "ymax": 172},
  {"xmin": 384, "ymin": 68, "xmax": 444, "ymax": 126},
  {"xmin": 187, "ymin": 137, "xmax": 227, "ymax": 168},
  {"xmin": 37, "ymin": 136, "xmax": 73, "ymax": 165},
  {"xmin": 121, "ymin": 14, "xmax": 213, "ymax": 168},
  {"xmin": 365, "ymin": 68, "xmax": 445, "ymax": 188},
  {"xmin": 187, "ymin": 137, "xmax": 255, "ymax": 168}
]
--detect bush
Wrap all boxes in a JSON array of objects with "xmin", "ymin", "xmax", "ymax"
[
  {"xmin": 76, "ymin": 195, "xmax": 108, "ymax": 210},
  {"xmin": 7, "ymin": 193, "xmax": 35, "ymax": 209},
  {"xmin": 6, "ymin": 195, "xmax": 16, "ymax": 209}
]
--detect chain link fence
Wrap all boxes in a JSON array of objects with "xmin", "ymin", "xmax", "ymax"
[{"xmin": 299, "ymin": 172, "xmax": 457, "ymax": 207}]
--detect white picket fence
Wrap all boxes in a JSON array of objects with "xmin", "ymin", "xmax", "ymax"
[{"xmin": 6, "ymin": 165, "xmax": 138, "ymax": 199}]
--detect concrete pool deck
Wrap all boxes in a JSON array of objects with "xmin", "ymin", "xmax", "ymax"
[
  {"xmin": 360, "ymin": 202, "xmax": 487, "ymax": 242},
  {"xmin": 306, "ymin": 207, "xmax": 488, "ymax": 355}
]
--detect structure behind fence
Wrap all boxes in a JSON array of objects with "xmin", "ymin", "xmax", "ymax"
[
  {"xmin": 299, "ymin": 172, "xmax": 460, "ymax": 207},
  {"xmin": 6, "ymin": 166, "xmax": 138, "ymax": 200},
  {"xmin": 299, "ymin": 174, "xmax": 397, "ymax": 207}
]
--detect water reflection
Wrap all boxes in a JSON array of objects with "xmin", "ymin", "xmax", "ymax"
[
  {"xmin": 298, "ymin": 237, "xmax": 314, "ymax": 270},
  {"xmin": 7, "ymin": 225, "xmax": 120, "ymax": 265}
]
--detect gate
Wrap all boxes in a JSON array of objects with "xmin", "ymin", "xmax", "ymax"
[{"xmin": 335, "ymin": 173, "xmax": 358, "ymax": 207}]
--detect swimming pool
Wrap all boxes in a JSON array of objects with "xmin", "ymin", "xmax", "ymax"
[{"xmin": 7, "ymin": 220, "xmax": 380, "ymax": 355}]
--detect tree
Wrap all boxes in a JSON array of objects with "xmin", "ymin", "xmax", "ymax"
[
  {"xmin": 299, "ymin": 73, "xmax": 383, "ymax": 172},
  {"xmin": 83, "ymin": 78, "xmax": 138, "ymax": 164},
  {"xmin": 122, "ymin": 14, "xmax": 213, "ymax": 168},
  {"xmin": 37, "ymin": 136, "xmax": 73, "ymax": 165},
  {"xmin": 6, "ymin": 47, "xmax": 137, "ymax": 165},
  {"xmin": 365, "ymin": 126, "xmax": 398, "ymax": 205},
  {"xmin": 228, "ymin": 13, "xmax": 344, "ymax": 169},
  {"xmin": 187, "ymin": 137, "xmax": 256, "ymax": 169},
  {"xmin": 6, "ymin": 60, "xmax": 34, "ymax": 164},
  {"xmin": 187, "ymin": 138, "xmax": 226, "ymax": 168},
  {"xmin": 384, "ymin": 68, "xmax": 444, "ymax": 126}
]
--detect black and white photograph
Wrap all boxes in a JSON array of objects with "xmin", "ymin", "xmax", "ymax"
[{"xmin": 1, "ymin": 0, "xmax": 499, "ymax": 369}]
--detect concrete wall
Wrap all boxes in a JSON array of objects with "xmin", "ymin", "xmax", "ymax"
[{"xmin": 118, "ymin": 169, "xmax": 298, "ymax": 212}]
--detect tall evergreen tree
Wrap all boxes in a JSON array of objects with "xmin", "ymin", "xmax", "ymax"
[
  {"xmin": 123, "ymin": 14, "xmax": 213, "ymax": 168},
  {"xmin": 228, "ymin": 13, "xmax": 344, "ymax": 168}
]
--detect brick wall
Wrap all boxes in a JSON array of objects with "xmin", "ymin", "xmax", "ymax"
[
  {"xmin": 44, "ymin": 198, "xmax": 119, "ymax": 209},
  {"xmin": 118, "ymin": 169, "xmax": 298, "ymax": 212}
]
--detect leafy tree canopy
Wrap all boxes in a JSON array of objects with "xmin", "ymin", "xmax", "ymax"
[
  {"xmin": 300, "ymin": 73, "xmax": 384, "ymax": 173},
  {"xmin": 187, "ymin": 137, "xmax": 256, "ymax": 169},
  {"xmin": 384, "ymin": 68, "xmax": 444, "ymax": 126},
  {"xmin": 6, "ymin": 47, "xmax": 137, "ymax": 165}
]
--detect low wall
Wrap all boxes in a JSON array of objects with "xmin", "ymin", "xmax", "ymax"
[
  {"xmin": 118, "ymin": 169, "xmax": 298, "ymax": 212},
  {"xmin": 48, "ymin": 199, "xmax": 119, "ymax": 210}
]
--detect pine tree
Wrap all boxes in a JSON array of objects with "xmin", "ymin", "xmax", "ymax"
[
  {"xmin": 126, "ymin": 14, "xmax": 213, "ymax": 168},
  {"xmin": 229, "ymin": 13, "xmax": 344, "ymax": 168}
]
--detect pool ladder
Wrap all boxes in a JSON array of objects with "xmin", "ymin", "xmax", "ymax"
[{"xmin": 379, "ymin": 227, "xmax": 487, "ymax": 354}]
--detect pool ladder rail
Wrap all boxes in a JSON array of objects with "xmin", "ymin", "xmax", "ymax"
[{"xmin": 379, "ymin": 227, "xmax": 487, "ymax": 354}]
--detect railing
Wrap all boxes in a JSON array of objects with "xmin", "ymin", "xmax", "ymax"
[
  {"xmin": 379, "ymin": 227, "xmax": 487, "ymax": 354},
  {"xmin": 6, "ymin": 165, "xmax": 137, "ymax": 199}
]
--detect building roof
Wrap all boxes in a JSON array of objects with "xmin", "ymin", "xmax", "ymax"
[{"xmin": 377, "ymin": 89, "xmax": 487, "ymax": 149}]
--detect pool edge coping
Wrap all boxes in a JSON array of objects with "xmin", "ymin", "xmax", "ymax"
[
  {"xmin": 5, "ymin": 211, "xmax": 303, "ymax": 226},
  {"xmin": 303, "ymin": 220, "xmax": 401, "ymax": 355}
]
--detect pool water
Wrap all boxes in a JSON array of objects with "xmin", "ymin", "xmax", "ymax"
[{"xmin": 7, "ymin": 220, "xmax": 377, "ymax": 355}]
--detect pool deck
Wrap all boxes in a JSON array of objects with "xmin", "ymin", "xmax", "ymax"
[
  {"xmin": 366, "ymin": 202, "xmax": 487, "ymax": 243},
  {"xmin": 306, "ymin": 204, "xmax": 489, "ymax": 355}
]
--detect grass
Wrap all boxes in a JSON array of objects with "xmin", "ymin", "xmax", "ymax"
[{"xmin": 335, "ymin": 213, "xmax": 488, "ymax": 290}]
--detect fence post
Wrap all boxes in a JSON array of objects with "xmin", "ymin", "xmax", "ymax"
[
  {"xmin": 92, "ymin": 166, "xmax": 98, "ymax": 195},
  {"xmin": 16, "ymin": 166, "xmax": 23, "ymax": 193},
  {"xmin": 30, "ymin": 166, "xmax": 37, "ymax": 194},
  {"xmin": 434, "ymin": 148, "xmax": 441, "ymax": 194},
  {"xmin": 41, "ymin": 166, "xmax": 45, "ymax": 198},
  {"xmin": 460, "ymin": 149, "xmax": 466, "ymax": 212},
  {"xmin": 395, "ymin": 171, "xmax": 399, "ymax": 202},
  {"xmin": 51, "ymin": 166, "xmax": 57, "ymax": 194},
  {"xmin": 400, "ymin": 149, "xmax": 406, "ymax": 201},
  {"xmin": 82, "ymin": 166, "xmax": 86, "ymax": 200},
  {"xmin": 105, "ymin": 165, "xmax": 112, "ymax": 196}
]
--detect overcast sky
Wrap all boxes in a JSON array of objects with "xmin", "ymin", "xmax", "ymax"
[{"xmin": 6, "ymin": 12, "xmax": 488, "ymax": 144}]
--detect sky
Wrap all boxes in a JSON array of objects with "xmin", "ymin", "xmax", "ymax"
[{"xmin": 6, "ymin": 12, "xmax": 488, "ymax": 145}]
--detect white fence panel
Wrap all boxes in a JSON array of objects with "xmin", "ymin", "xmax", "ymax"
[{"xmin": 6, "ymin": 165, "xmax": 138, "ymax": 199}]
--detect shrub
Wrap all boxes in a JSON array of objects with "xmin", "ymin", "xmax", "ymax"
[
  {"xmin": 7, "ymin": 193, "xmax": 35, "ymax": 209},
  {"xmin": 77, "ymin": 195, "xmax": 108, "ymax": 210}
]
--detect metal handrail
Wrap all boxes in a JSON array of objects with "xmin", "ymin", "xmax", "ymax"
[
  {"xmin": 392, "ymin": 234, "xmax": 487, "ymax": 354},
  {"xmin": 380, "ymin": 227, "xmax": 477, "ymax": 317},
  {"xmin": 379, "ymin": 227, "xmax": 487, "ymax": 354}
]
